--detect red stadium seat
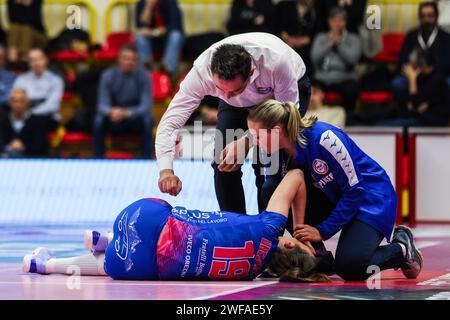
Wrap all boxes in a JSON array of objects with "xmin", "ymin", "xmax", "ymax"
[
  {"xmin": 49, "ymin": 50, "xmax": 89, "ymax": 62},
  {"xmin": 61, "ymin": 132, "xmax": 93, "ymax": 144},
  {"xmin": 152, "ymin": 71, "xmax": 172, "ymax": 100},
  {"xmin": 62, "ymin": 91, "xmax": 77, "ymax": 102},
  {"xmin": 360, "ymin": 92, "xmax": 393, "ymax": 104},
  {"xmin": 373, "ymin": 33, "xmax": 406, "ymax": 64},
  {"xmin": 324, "ymin": 91, "xmax": 343, "ymax": 105},
  {"xmin": 106, "ymin": 151, "xmax": 135, "ymax": 159},
  {"xmin": 95, "ymin": 32, "xmax": 135, "ymax": 61}
]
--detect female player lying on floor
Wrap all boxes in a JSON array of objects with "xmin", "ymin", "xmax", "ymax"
[
  {"xmin": 247, "ymin": 99, "xmax": 423, "ymax": 281},
  {"xmin": 23, "ymin": 169, "xmax": 330, "ymax": 282}
]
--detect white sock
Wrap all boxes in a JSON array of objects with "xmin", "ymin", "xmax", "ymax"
[
  {"xmin": 45, "ymin": 254, "xmax": 107, "ymax": 276},
  {"xmin": 398, "ymin": 243, "xmax": 407, "ymax": 257}
]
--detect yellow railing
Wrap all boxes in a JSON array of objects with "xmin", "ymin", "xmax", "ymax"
[{"xmin": 0, "ymin": 0, "xmax": 98, "ymax": 42}]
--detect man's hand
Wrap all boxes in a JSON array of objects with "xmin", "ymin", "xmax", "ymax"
[
  {"xmin": 329, "ymin": 32, "xmax": 342, "ymax": 45},
  {"xmin": 8, "ymin": 139, "xmax": 25, "ymax": 151},
  {"xmin": 293, "ymin": 224, "xmax": 324, "ymax": 242},
  {"xmin": 417, "ymin": 102, "xmax": 429, "ymax": 114},
  {"xmin": 109, "ymin": 107, "xmax": 128, "ymax": 123},
  {"xmin": 217, "ymin": 136, "xmax": 249, "ymax": 172},
  {"xmin": 254, "ymin": 15, "xmax": 265, "ymax": 26},
  {"xmin": 402, "ymin": 64, "xmax": 420, "ymax": 81},
  {"xmin": 138, "ymin": 28, "xmax": 154, "ymax": 37},
  {"xmin": 158, "ymin": 169, "xmax": 182, "ymax": 196}
]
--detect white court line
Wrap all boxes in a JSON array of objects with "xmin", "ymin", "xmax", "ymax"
[
  {"xmin": 0, "ymin": 267, "xmax": 21, "ymax": 273},
  {"xmin": 0, "ymin": 279, "xmax": 274, "ymax": 288},
  {"xmin": 416, "ymin": 241, "xmax": 441, "ymax": 249},
  {"xmin": 191, "ymin": 281, "xmax": 277, "ymax": 300},
  {"xmin": 278, "ymin": 296, "xmax": 309, "ymax": 300}
]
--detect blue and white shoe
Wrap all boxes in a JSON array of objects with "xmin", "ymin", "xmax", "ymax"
[
  {"xmin": 22, "ymin": 247, "xmax": 53, "ymax": 274},
  {"xmin": 84, "ymin": 230, "xmax": 110, "ymax": 253}
]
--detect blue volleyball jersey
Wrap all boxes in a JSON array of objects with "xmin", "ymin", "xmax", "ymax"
[
  {"xmin": 104, "ymin": 198, "xmax": 286, "ymax": 280},
  {"xmin": 157, "ymin": 207, "xmax": 286, "ymax": 280},
  {"xmin": 293, "ymin": 121, "xmax": 397, "ymax": 241}
]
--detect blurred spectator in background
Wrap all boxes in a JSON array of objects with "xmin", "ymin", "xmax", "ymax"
[
  {"xmin": 304, "ymin": 81, "xmax": 346, "ymax": 128},
  {"xmin": 0, "ymin": 45, "xmax": 15, "ymax": 109},
  {"xmin": 135, "ymin": 0, "xmax": 184, "ymax": 76},
  {"xmin": 7, "ymin": 0, "xmax": 47, "ymax": 63},
  {"xmin": 227, "ymin": 0, "xmax": 274, "ymax": 35},
  {"xmin": 436, "ymin": 0, "xmax": 450, "ymax": 33},
  {"xmin": 0, "ymin": 89, "xmax": 49, "ymax": 157},
  {"xmin": 392, "ymin": 1, "xmax": 450, "ymax": 110},
  {"xmin": 13, "ymin": 48, "xmax": 64, "ymax": 131},
  {"xmin": 316, "ymin": 0, "xmax": 367, "ymax": 34},
  {"xmin": 93, "ymin": 45, "xmax": 153, "ymax": 159},
  {"xmin": 273, "ymin": 0, "xmax": 320, "ymax": 74},
  {"xmin": 311, "ymin": 7, "xmax": 361, "ymax": 119},
  {"xmin": 379, "ymin": 50, "xmax": 449, "ymax": 127}
]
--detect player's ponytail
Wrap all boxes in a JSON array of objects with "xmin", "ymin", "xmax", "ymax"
[
  {"xmin": 268, "ymin": 246, "xmax": 330, "ymax": 283},
  {"xmin": 248, "ymin": 99, "xmax": 317, "ymax": 147}
]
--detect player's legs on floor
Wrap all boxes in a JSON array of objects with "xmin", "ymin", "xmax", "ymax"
[
  {"xmin": 23, "ymin": 247, "xmax": 107, "ymax": 276},
  {"xmin": 84, "ymin": 230, "xmax": 114, "ymax": 253},
  {"xmin": 45, "ymin": 254, "xmax": 107, "ymax": 276}
]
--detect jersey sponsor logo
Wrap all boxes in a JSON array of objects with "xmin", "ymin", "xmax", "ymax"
[
  {"xmin": 312, "ymin": 159, "xmax": 329, "ymax": 175},
  {"xmin": 257, "ymin": 87, "xmax": 273, "ymax": 94},
  {"xmin": 251, "ymin": 238, "xmax": 273, "ymax": 278},
  {"xmin": 320, "ymin": 130, "xmax": 359, "ymax": 187},
  {"xmin": 313, "ymin": 172, "xmax": 335, "ymax": 189},
  {"xmin": 114, "ymin": 210, "xmax": 129, "ymax": 261}
]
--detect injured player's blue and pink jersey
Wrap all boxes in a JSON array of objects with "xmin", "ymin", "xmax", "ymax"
[{"xmin": 104, "ymin": 198, "xmax": 286, "ymax": 280}]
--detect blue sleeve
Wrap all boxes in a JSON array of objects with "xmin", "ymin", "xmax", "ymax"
[
  {"xmin": 127, "ymin": 70, "xmax": 152, "ymax": 118},
  {"xmin": 0, "ymin": 72, "xmax": 15, "ymax": 105},
  {"xmin": 97, "ymin": 70, "xmax": 112, "ymax": 116},
  {"xmin": 315, "ymin": 130, "xmax": 365, "ymax": 240}
]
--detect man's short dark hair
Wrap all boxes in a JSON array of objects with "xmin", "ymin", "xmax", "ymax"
[
  {"xmin": 328, "ymin": 6, "xmax": 348, "ymax": 21},
  {"xmin": 119, "ymin": 44, "xmax": 138, "ymax": 56},
  {"xmin": 311, "ymin": 80, "xmax": 326, "ymax": 92},
  {"xmin": 419, "ymin": 1, "xmax": 439, "ymax": 19},
  {"xmin": 211, "ymin": 44, "xmax": 252, "ymax": 81}
]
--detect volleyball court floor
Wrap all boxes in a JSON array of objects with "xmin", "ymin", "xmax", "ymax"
[{"xmin": 1, "ymin": 224, "xmax": 449, "ymax": 300}]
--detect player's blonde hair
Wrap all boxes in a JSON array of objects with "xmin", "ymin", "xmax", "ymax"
[
  {"xmin": 247, "ymin": 99, "xmax": 317, "ymax": 147},
  {"xmin": 268, "ymin": 246, "xmax": 330, "ymax": 283}
]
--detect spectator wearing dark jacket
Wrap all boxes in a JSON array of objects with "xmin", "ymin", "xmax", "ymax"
[
  {"xmin": 93, "ymin": 45, "xmax": 153, "ymax": 159},
  {"xmin": 135, "ymin": 0, "xmax": 184, "ymax": 75},
  {"xmin": 311, "ymin": 7, "xmax": 362, "ymax": 115},
  {"xmin": 379, "ymin": 50, "xmax": 449, "ymax": 127},
  {"xmin": 226, "ymin": 0, "xmax": 274, "ymax": 35},
  {"xmin": 273, "ymin": 0, "xmax": 320, "ymax": 73},
  {"xmin": 7, "ymin": 0, "xmax": 47, "ymax": 62},
  {"xmin": 0, "ymin": 88, "xmax": 49, "ymax": 157},
  {"xmin": 392, "ymin": 1, "xmax": 450, "ymax": 109}
]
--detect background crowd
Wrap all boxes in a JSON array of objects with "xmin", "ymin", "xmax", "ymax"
[{"xmin": 0, "ymin": 0, "xmax": 449, "ymax": 159}]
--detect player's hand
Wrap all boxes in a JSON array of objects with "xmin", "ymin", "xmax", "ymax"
[
  {"xmin": 293, "ymin": 224, "xmax": 323, "ymax": 242},
  {"xmin": 158, "ymin": 169, "xmax": 182, "ymax": 196},
  {"xmin": 217, "ymin": 137, "xmax": 249, "ymax": 172},
  {"xmin": 302, "ymin": 241, "xmax": 316, "ymax": 256}
]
